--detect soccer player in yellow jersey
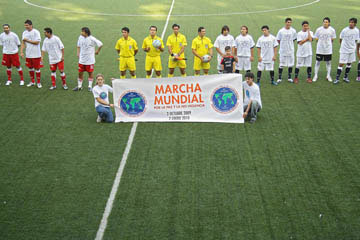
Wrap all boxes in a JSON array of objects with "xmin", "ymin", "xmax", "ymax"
[
  {"xmin": 142, "ymin": 26, "xmax": 164, "ymax": 78},
  {"xmin": 166, "ymin": 24, "xmax": 187, "ymax": 77},
  {"xmin": 115, "ymin": 27, "xmax": 138, "ymax": 79},
  {"xmin": 192, "ymin": 27, "xmax": 213, "ymax": 76}
]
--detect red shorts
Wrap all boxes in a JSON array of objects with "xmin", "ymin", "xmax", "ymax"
[
  {"xmin": 50, "ymin": 60, "xmax": 64, "ymax": 71},
  {"xmin": 26, "ymin": 58, "xmax": 44, "ymax": 69},
  {"xmin": 2, "ymin": 53, "xmax": 21, "ymax": 67},
  {"xmin": 78, "ymin": 63, "xmax": 94, "ymax": 73}
]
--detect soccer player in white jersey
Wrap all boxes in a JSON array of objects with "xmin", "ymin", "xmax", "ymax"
[
  {"xmin": 294, "ymin": 21, "xmax": 314, "ymax": 83},
  {"xmin": 276, "ymin": 18, "xmax": 297, "ymax": 83},
  {"xmin": 313, "ymin": 17, "xmax": 336, "ymax": 82},
  {"xmin": 73, "ymin": 27, "xmax": 103, "ymax": 92},
  {"xmin": 0, "ymin": 24, "xmax": 24, "ymax": 86},
  {"xmin": 334, "ymin": 18, "xmax": 360, "ymax": 84},
  {"xmin": 234, "ymin": 26, "xmax": 255, "ymax": 74},
  {"xmin": 41, "ymin": 28, "xmax": 68, "ymax": 90},
  {"xmin": 20, "ymin": 19, "xmax": 43, "ymax": 88},
  {"xmin": 214, "ymin": 25, "xmax": 235, "ymax": 73},
  {"xmin": 256, "ymin": 25, "xmax": 279, "ymax": 86}
]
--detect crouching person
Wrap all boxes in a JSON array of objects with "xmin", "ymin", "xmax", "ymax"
[
  {"xmin": 92, "ymin": 73, "xmax": 114, "ymax": 123},
  {"xmin": 243, "ymin": 72, "xmax": 262, "ymax": 123}
]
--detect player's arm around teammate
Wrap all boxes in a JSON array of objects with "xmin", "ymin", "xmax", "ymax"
[
  {"xmin": 191, "ymin": 27, "xmax": 213, "ymax": 76},
  {"xmin": 115, "ymin": 27, "xmax": 138, "ymax": 79},
  {"xmin": 166, "ymin": 24, "xmax": 187, "ymax": 77},
  {"xmin": 142, "ymin": 26, "xmax": 164, "ymax": 78}
]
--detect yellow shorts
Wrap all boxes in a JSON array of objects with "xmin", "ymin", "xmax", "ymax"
[
  {"xmin": 193, "ymin": 56, "xmax": 210, "ymax": 71},
  {"xmin": 168, "ymin": 57, "xmax": 186, "ymax": 69},
  {"xmin": 145, "ymin": 56, "xmax": 162, "ymax": 71},
  {"xmin": 119, "ymin": 56, "xmax": 136, "ymax": 71}
]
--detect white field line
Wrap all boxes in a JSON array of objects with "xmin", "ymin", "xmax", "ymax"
[
  {"xmin": 24, "ymin": 0, "xmax": 320, "ymax": 17},
  {"xmin": 94, "ymin": 1, "xmax": 176, "ymax": 240}
]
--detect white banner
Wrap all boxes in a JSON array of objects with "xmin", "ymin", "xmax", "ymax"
[{"xmin": 112, "ymin": 74, "xmax": 244, "ymax": 123}]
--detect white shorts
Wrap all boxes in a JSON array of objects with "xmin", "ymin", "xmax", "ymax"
[
  {"xmin": 236, "ymin": 56, "xmax": 251, "ymax": 71},
  {"xmin": 279, "ymin": 55, "xmax": 295, "ymax": 67},
  {"xmin": 339, "ymin": 52, "xmax": 356, "ymax": 64},
  {"xmin": 257, "ymin": 61, "xmax": 274, "ymax": 71},
  {"xmin": 296, "ymin": 56, "xmax": 312, "ymax": 68}
]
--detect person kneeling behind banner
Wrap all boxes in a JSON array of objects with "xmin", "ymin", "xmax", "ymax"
[
  {"xmin": 92, "ymin": 73, "xmax": 114, "ymax": 123},
  {"xmin": 243, "ymin": 72, "xmax": 262, "ymax": 123}
]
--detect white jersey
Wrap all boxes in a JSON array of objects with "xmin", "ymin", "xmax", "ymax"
[
  {"xmin": 0, "ymin": 32, "xmax": 21, "ymax": 54},
  {"xmin": 296, "ymin": 30, "xmax": 314, "ymax": 58},
  {"xmin": 243, "ymin": 81, "xmax": 262, "ymax": 108},
  {"xmin": 214, "ymin": 34, "xmax": 235, "ymax": 62},
  {"xmin": 22, "ymin": 28, "xmax": 41, "ymax": 58},
  {"xmin": 314, "ymin": 26, "xmax": 336, "ymax": 55},
  {"xmin": 42, "ymin": 35, "xmax": 64, "ymax": 64},
  {"xmin": 276, "ymin": 27, "xmax": 297, "ymax": 56},
  {"xmin": 93, "ymin": 84, "xmax": 113, "ymax": 108},
  {"xmin": 77, "ymin": 35, "xmax": 103, "ymax": 65},
  {"xmin": 235, "ymin": 34, "xmax": 255, "ymax": 57},
  {"xmin": 339, "ymin": 27, "xmax": 360, "ymax": 54},
  {"xmin": 256, "ymin": 34, "xmax": 278, "ymax": 63}
]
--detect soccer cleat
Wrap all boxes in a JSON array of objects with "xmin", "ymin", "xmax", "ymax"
[
  {"xmin": 249, "ymin": 118, "xmax": 256, "ymax": 124},
  {"xmin": 306, "ymin": 78, "xmax": 312, "ymax": 83},
  {"xmin": 88, "ymin": 87, "xmax": 92, "ymax": 92},
  {"xmin": 327, "ymin": 76, "xmax": 333, "ymax": 82},
  {"xmin": 27, "ymin": 82, "xmax": 35, "ymax": 87},
  {"xmin": 271, "ymin": 81, "xmax": 278, "ymax": 86},
  {"xmin": 20, "ymin": 81, "xmax": 24, "ymax": 86},
  {"xmin": 333, "ymin": 79, "xmax": 340, "ymax": 84},
  {"xmin": 49, "ymin": 86, "xmax": 56, "ymax": 90},
  {"xmin": 256, "ymin": 81, "xmax": 261, "ymax": 87},
  {"xmin": 276, "ymin": 79, "xmax": 282, "ymax": 83},
  {"xmin": 343, "ymin": 78, "xmax": 350, "ymax": 83},
  {"xmin": 96, "ymin": 115, "xmax": 102, "ymax": 123},
  {"xmin": 288, "ymin": 78, "xmax": 294, "ymax": 83},
  {"xmin": 37, "ymin": 83, "xmax": 42, "ymax": 88},
  {"xmin": 5, "ymin": 81, "xmax": 12, "ymax": 86},
  {"xmin": 312, "ymin": 75, "xmax": 318, "ymax": 82},
  {"xmin": 357, "ymin": 77, "xmax": 360, "ymax": 82},
  {"xmin": 72, "ymin": 86, "xmax": 82, "ymax": 91},
  {"xmin": 294, "ymin": 78, "xmax": 299, "ymax": 84},
  {"xmin": 63, "ymin": 85, "xmax": 68, "ymax": 90}
]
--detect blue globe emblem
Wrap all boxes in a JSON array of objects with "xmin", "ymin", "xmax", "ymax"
[
  {"xmin": 100, "ymin": 92, "xmax": 107, "ymax": 99},
  {"xmin": 211, "ymin": 87, "xmax": 238, "ymax": 113},
  {"xmin": 120, "ymin": 91, "xmax": 146, "ymax": 116}
]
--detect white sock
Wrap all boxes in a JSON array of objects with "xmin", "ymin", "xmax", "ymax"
[
  {"xmin": 78, "ymin": 78, "xmax": 83, "ymax": 88},
  {"xmin": 326, "ymin": 61, "xmax": 331, "ymax": 77},
  {"xmin": 88, "ymin": 78, "xmax": 93, "ymax": 88},
  {"xmin": 314, "ymin": 61, "xmax": 320, "ymax": 76}
]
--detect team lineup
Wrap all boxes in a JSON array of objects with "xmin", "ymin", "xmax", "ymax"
[{"xmin": 1, "ymin": 17, "xmax": 360, "ymax": 90}]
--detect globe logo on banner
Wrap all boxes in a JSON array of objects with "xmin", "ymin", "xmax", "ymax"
[
  {"xmin": 119, "ymin": 91, "xmax": 146, "ymax": 117},
  {"xmin": 211, "ymin": 87, "xmax": 239, "ymax": 114}
]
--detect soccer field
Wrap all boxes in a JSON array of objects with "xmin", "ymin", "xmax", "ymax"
[{"xmin": 1, "ymin": 0, "xmax": 360, "ymax": 239}]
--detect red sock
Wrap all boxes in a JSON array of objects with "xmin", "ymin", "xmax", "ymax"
[
  {"xmin": 18, "ymin": 70, "xmax": 24, "ymax": 81},
  {"xmin": 29, "ymin": 71, "xmax": 35, "ymax": 83},
  {"xmin": 61, "ymin": 73, "xmax": 66, "ymax": 85},
  {"xmin": 6, "ymin": 69, "xmax": 12, "ymax": 81},
  {"xmin": 36, "ymin": 71, "xmax": 41, "ymax": 83},
  {"xmin": 51, "ymin": 75, "xmax": 56, "ymax": 87}
]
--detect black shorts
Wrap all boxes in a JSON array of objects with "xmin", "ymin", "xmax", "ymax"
[{"xmin": 316, "ymin": 54, "xmax": 332, "ymax": 61}]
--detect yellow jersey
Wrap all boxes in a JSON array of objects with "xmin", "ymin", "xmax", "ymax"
[
  {"xmin": 166, "ymin": 33, "xmax": 187, "ymax": 58},
  {"xmin": 115, "ymin": 36, "xmax": 138, "ymax": 58},
  {"xmin": 142, "ymin": 35, "xmax": 164, "ymax": 57},
  {"xmin": 191, "ymin": 36, "xmax": 213, "ymax": 57}
]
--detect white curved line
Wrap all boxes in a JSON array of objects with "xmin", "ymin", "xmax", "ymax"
[{"xmin": 24, "ymin": 0, "xmax": 321, "ymax": 17}]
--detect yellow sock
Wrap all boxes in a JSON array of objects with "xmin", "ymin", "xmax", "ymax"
[
  {"xmin": 204, "ymin": 72, "xmax": 209, "ymax": 76},
  {"xmin": 194, "ymin": 74, "xmax": 200, "ymax": 77},
  {"xmin": 131, "ymin": 75, "xmax": 136, "ymax": 79},
  {"xmin": 168, "ymin": 74, "xmax": 174, "ymax": 78},
  {"xmin": 146, "ymin": 75, "xmax": 151, "ymax": 79},
  {"xmin": 120, "ymin": 75, "xmax": 126, "ymax": 79},
  {"xmin": 181, "ymin": 73, "xmax": 187, "ymax": 77},
  {"xmin": 156, "ymin": 75, "xmax": 162, "ymax": 78}
]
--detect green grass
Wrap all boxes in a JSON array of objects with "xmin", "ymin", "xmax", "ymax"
[{"xmin": 1, "ymin": 0, "xmax": 360, "ymax": 239}]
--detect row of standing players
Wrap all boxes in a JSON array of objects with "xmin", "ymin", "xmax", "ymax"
[{"xmin": 1, "ymin": 17, "xmax": 360, "ymax": 91}]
